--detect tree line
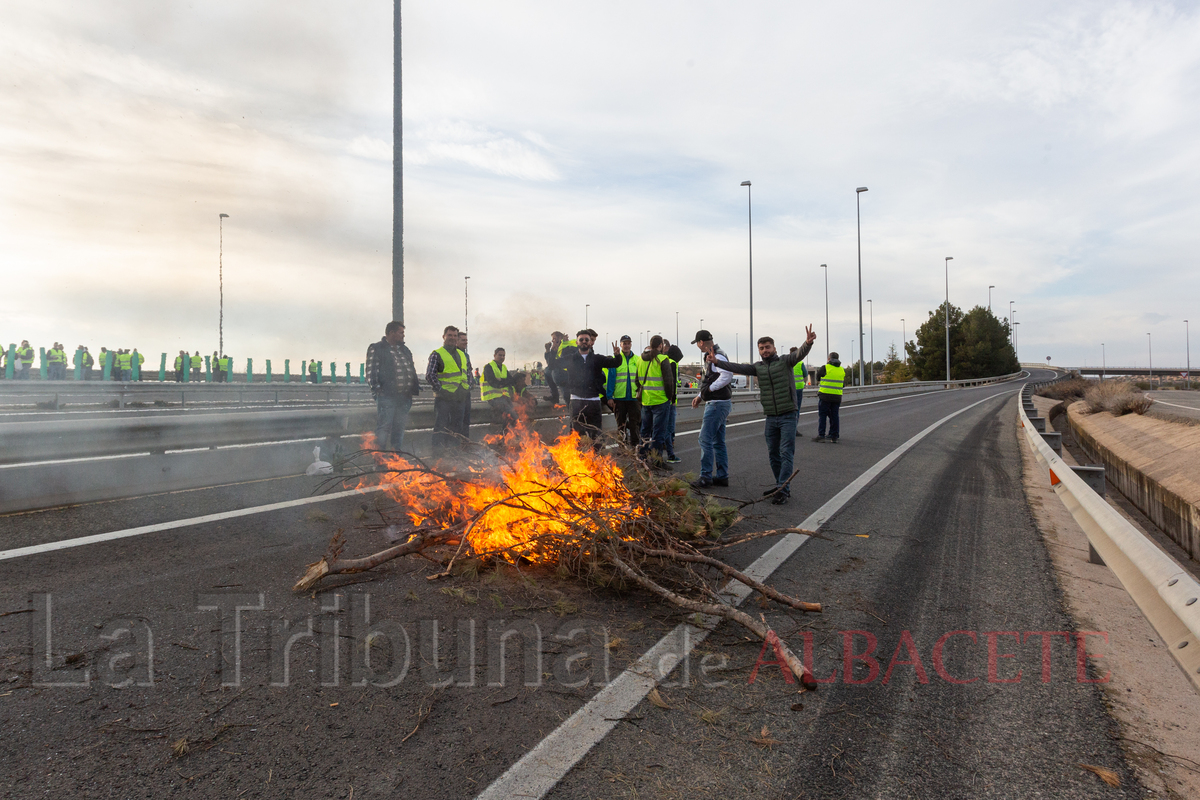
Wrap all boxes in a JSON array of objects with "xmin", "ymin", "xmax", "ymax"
[{"xmin": 866, "ymin": 303, "xmax": 1018, "ymax": 384}]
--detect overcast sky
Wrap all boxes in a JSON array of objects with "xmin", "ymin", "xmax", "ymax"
[{"xmin": 2, "ymin": 0, "xmax": 1198, "ymax": 372}]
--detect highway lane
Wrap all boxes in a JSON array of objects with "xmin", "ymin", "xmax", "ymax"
[{"xmin": 2, "ymin": 369, "xmax": 1135, "ymax": 799}]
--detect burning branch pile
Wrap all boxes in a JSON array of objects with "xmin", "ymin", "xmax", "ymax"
[{"xmin": 295, "ymin": 421, "xmax": 821, "ymax": 686}]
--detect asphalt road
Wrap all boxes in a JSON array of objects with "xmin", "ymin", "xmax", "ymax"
[
  {"xmin": 1146, "ymin": 389, "xmax": 1200, "ymax": 421},
  {"xmin": 0, "ymin": 368, "xmax": 1139, "ymax": 798}
]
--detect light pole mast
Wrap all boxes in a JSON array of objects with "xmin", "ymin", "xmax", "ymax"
[
  {"xmin": 219, "ymin": 213, "xmax": 228, "ymax": 356},
  {"xmin": 855, "ymin": 187, "xmax": 868, "ymax": 387},
  {"xmin": 741, "ymin": 181, "xmax": 754, "ymax": 381},
  {"xmin": 944, "ymin": 256, "xmax": 953, "ymax": 382},
  {"xmin": 820, "ymin": 264, "xmax": 829, "ymax": 358},
  {"xmin": 867, "ymin": 299, "xmax": 874, "ymax": 385},
  {"xmin": 988, "ymin": 285, "xmax": 994, "ymax": 312},
  {"xmin": 392, "ymin": 0, "xmax": 404, "ymax": 323},
  {"xmin": 464, "ymin": 276, "xmax": 470, "ymax": 334},
  {"xmin": 1186, "ymin": 320, "xmax": 1191, "ymax": 388},
  {"xmin": 901, "ymin": 318, "xmax": 906, "ymax": 365},
  {"xmin": 1148, "ymin": 332, "xmax": 1153, "ymax": 386}
]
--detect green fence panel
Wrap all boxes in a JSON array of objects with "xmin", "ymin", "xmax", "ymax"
[
  {"xmin": 158, "ymin": 353, "xmax": 167, "ymax": 382},
  {"xmin": 266, "ymin": 359, "xmax": 272, "ymax": 382},
  {"xmin": 4, "ymin": 344, "xmax": 13, "ymax": 379},
  {"xmin": 39, "ymin": 347, "xmax": 47, "ymax": 379},
  {"xmin": 246, "ymin": 358, "xmax": 253, "ymax": 383},
  {"xmin": 73, "ymin": 348, "xmax": 83, "ymax": 380},
  {"xmin": 103, "ymin": 351, "xmax": 113, "ymax": 381}
]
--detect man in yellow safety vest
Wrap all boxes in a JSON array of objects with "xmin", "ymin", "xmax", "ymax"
[
  {"xmin": 605, "ymin": 335, "xmax": 641, "ymax": 446},
  {"xmin": 426, "ymin": 325, "xmax": 470, "ymax": 454},
  {"xmin": 812, "ymin": 352, "xmax": 851, "ymax": 443},
  {"xmin": 481, "ymin": 346, "xmax": 524, "ymax": 432},
  {"xmin": 636, "ymin": 335, "xmax": 677, "ymax": 464},
  {"xmin": 190, "ymin": 351, "xmax": 202, "ymax": 381}
]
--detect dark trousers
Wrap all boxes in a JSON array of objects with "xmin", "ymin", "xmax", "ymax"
[
  {"xmin": 613, "ymin": 399, "xmax": 641, "ymax": 446},
  {"xmin": 763, "ymin": 410, "xmax": 799, "ymax": 494},
  {"xmin": 638, "ymin": 402, "xmax": 672, "ymax": 459},
  {"xmin": 433, "ymin": 396, "xmax": 470, "ymax": 452},
  {"xmin": 375, "ymin": 394, "xmax": 413, "ymax": 452},
  {"xmin": 545, "ymin": 370, "xmax": 560, "ymax": 404},
  {"xmin": 817, "ymin": 395, "xmax": 841, "ymax": 440},
  {"xmin": 570, "ymin": 399, "xmax": 603, "ymax": 440}
]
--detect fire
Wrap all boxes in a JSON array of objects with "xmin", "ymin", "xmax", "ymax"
[{"xmin": 362, "ymin": 421, "xmax": 640, "ymax": 562}]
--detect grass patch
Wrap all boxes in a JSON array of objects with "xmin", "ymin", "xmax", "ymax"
[{"xmin": 1082, "ymin": 381, "xmax": 1153, "ymax": 416}]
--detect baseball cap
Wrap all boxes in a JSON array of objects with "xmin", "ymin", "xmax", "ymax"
[{"xmin": 690, "ymin": 329, "xmax": 713, "ymax": 344}]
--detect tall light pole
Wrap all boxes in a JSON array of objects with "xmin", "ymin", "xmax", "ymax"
[
  {"xmin": 1186, "ymin": 320, "xmax": 1191, "ymax": 388},
  {"xmin": 392, "ymin": 0, "xmax": 404, "ymax": 323},
  {"xmin": 1008, "ymin": 300, "xmax": 1015, "ymax": 347},
  {"xmin": 218, "ymin": 213, "xmax": 229, "ymax": 356},
  {"xmin": 850, "ymin": 339, "xmax": 855, "ymax": 384},
  {"xmin": 585, "ymin": 304, "xmax": 590, "ymax": 328},
  {"xmin": 1014, "ymin": 321, "xmax": 1020, "ymax": 362},
  {"xmin": 1148, "ymin": 332, "xmax": 1153, "ymax": 386},
  {"xmin": 867, "ymin": 298, "xmax": 874, "ymax": 384},
  {"xmin": 988, "ymin": 285, "xmax": 994, "ymax": 312},
  {"xmin": 901, "ymin": 318, "xmax": 906, "ymax": 365},
  {"xmin": 1101, "ymin": 342, "xmax": 1106, "ymax": 382},
  {"xmin": 675, "ymin": 311, "xmax": 679, "ymax": 344},
  {"xmin": 944, "ymin": 256, "xmax": 953, "ymax": 382},
  {"xmin": 820, "ymin": 264, "xmax": 829, "ymax": 358},
  {"xmin": 464, "ymin": 276, "xmax": 470, "ymax": 334},
  {"xmin": 855, "ymin": 187, "xmax": 868, "ymax": 387},
  {"xmin": 740, "ymin": 181, "xmax": 754, "ymax": 379}
]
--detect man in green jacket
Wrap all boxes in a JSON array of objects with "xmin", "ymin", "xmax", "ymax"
[{"xmin": 712, "ymin": 325, "xmax": 816, "ymax": 505}]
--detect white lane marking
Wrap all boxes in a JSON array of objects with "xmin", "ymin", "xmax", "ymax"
[
  {"xmin": 0, "ymin": 486, "xmax": 384, "ymax": 562},
  {"xmin": 476, "ymin": 389, "xmax": 1013, "ymax": 800},
  {"xmin": 1148, "ymin": 397, "xmax": 1200, "ymax": 411}
]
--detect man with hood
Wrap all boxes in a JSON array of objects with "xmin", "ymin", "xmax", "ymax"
[
  {"xmin": 637, "ymin": 335, "xmax": 678, "ymax": 465},
  {"xmin": 711, "ymin": 325, "xmax": 816, "ymax": 504},
  {"xmin": 812, "ymin": 351, "xmax": 852, "ymax": 443}
]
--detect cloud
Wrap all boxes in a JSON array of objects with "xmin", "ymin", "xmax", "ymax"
[{"xmin": 408, "ymin": 121, "xmax": 561, "ymax": 181}]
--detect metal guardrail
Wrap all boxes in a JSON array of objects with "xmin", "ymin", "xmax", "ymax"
[{"xmin": 1019, "ymin": 377, "xmax": 1200, "ymax": 692}]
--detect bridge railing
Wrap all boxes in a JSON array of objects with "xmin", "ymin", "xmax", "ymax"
[{"xmin": 1018, "ymin": 376, "xmax": 1200, "ymax": 693}]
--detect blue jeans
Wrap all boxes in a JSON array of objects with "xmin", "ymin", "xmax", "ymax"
[
  {"xmin": 817, "ymin": 396, "xmax": 841, "ymax": 440},
  {"xmin": 638, "ymin": 403, "xmax": 672, "ymax": 459},
  {"xmin": 375, "ymin": 394, "xmax": 413, "ymax": 452},
  {"xmin": 699, "ymin": 399, "xmax": 732, "ymax": 480},
  {"xmin": 763, "ymin": 410, "xmax": 799, "ymax": 494},
  {"xmin": 665, "ymin": 404, "xmax": 678, "ymax": 457}
]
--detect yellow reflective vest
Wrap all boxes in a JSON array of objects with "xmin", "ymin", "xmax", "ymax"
[
  {"xmin": 637, "ymin": 354, "xmax": 670, "ymax": 406},
  {"xmin": 818, "ymin": 364, "xmax": 845, "ymax": 396},
  {"xmin": 434, "ymin": 347, "xmax": 469, "ymax": 395},
  {"xmin": 481, "ymin": 361, "xmax": 510, "ymax": 401}
]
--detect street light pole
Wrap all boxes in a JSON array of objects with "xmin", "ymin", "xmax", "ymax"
[
  {"xmin": 1101, "ymin": 343, "xmax": 1106, "ymax": 381},
  {"xmin": 868, "ymin": 300, "xmax": 876, "ymax": 382},
  {"xmin": 675, "ymin": 311, "xmax": 679, "ymax": 344},
  {"xmin": 464, "ymin": 276, "xmax": 470, "ymax": 334},
  {"xmin": 944, "ymin": 256, "xmax": 954, "ymax": 382},
  {"xmin": 1014, "ymin": 322, "xmax": 1020, "ymax": 362},
  {"xmin": 1008, "ymin": 301, "xmax": 1015, "ymax": 347},
  {"xmin": 1186, "ymin": 320, "xmax": 1191, "ymax": 388},
  {"xmin": 740, "ymin": 181, "xmax": 754, "ymax": 382},
  {"xmin": 855, "ymin": 187, "xmax": 868, "ymax": 387},
  {"xmin": 820, "ymin": 264, "xmax": 829, "ymax": 358},
  {"xmin": 901, "ymin": 318, "xmax": 906, "ymax": 364},
  {"xmin": 585, "ymin": 304, "xmax": 590, "ymax": 328},
  {"xmin": 218, "ymin": 213, "xmax": 229, "ymax": 357},
  {"xmin": 850, "ymin": 339, "xmax": 855, "ymax": 384},
  {"xmin": 1148, "ymin": 332, "xmax": 1153, "ymax": 386},
  {"xmin": 988, "ymin": 285, "xmax": 994, "ymax": 312}
]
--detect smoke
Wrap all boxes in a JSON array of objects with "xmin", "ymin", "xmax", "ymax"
[{"xmin": 471, "ymin": 293, "xmax": 573, "ymax": 369}]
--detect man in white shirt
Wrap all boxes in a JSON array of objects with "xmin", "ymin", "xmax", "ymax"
[{"xmin": 690, "ymin": 330, "xmax": 733, "ymax": 489}]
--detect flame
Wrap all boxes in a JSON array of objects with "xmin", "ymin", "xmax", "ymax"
[{"xmin": 361, "ymin": 421, "xmax": 640, "ymax": 562}]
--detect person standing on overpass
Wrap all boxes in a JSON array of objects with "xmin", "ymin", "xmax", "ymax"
[
  {"xmin": 481, "ymin": 347, "xmax": 523, "ymax": 432},
  {"xmin": 190, "ymin": 351, "xmax": 202, "ymax": 381},
  {"xmin": 561, "ymin": 329, "xmax": 623, "ymax": 443},
  {"xmin": 790, "ymin": 346, "xmax": 809, "ymax": 436},
  {"xmin": 426, "ymin": 325, "xmax": 470, "ymax": 454},
  {"xmin": 690, "ymin": 329, "xmax": 733, "ymax": 490},
  {"xmin": 605, "ymin": 335, "xmax": 641, "ymax": 446},
  {"xmin": 712, "ymin": 325, "xmax": 816, "ymax": 504},
  {"xmin": 812, "ymin": 352, "xmax": 851, "ymax": 443},
  {"xmin": 366, "ymin": 321, "xmax": 420, "ymax": 452},
  {"xmin": 15, "ymin": 340, "xmax": 34, "ymax": 380}
]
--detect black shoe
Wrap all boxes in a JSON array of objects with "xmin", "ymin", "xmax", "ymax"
[
  {"xmin": 712, "ymin": 477, "xmax": 729, "ymax": 487},
  {"xmin": 763, "ymin": 488, "xmax": 779, "ymax": 496},
  {"xmin": 829, "ymin": 438, "xmax": 839, "ymax": 444},
  {"xmin": 690, "ymin": 478, "xmax": 713, "ymax": 490},
  {"xmin": 771, "ymin": 493, "xmax": 790, "ymax": 505},
  {"xmin": 812, "ymin": 436, "xmax": 826, "ymax": 442},
  {"xmin": 666, "ymin": 455, "xmax": 682, "ymax": 464}
]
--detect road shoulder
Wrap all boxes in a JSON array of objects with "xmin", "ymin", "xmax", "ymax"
[{"xmin": 1022, "ymin": 398, "xmax": 1200, "ymax": 798}]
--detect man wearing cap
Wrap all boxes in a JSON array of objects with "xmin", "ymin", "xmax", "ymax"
[
  {"xmin": 710, "ymin": 325, "xmax": 817, "ymax": 504},
  {"xmin": 605, "ymin": 335, "xmax": 641, "ymax": 446},
  {"xmin": 689, "ymin": 330, "xmax": 732, "ymax": 489}
]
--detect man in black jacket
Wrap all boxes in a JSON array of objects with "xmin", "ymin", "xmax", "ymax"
[
  {"xmin": 561, "ymin": 328, "xmax": 622, "ymax": 441},
  {"xmin": 365, "ymin": 321, "xmax": 421, "ymax": 451}
]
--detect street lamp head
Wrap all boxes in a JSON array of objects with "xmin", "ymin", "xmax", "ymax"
[
  {"xmin": 740, "ymin": 181, "xmax": 751, "ymax": 187},
  {"xmin": 989, "ymin": 285, "xmax": 995, "ymax": 289},
  {"xmin": 945, "ymin": 256, "xmax": 953, "ymax": 262},
  {"xmin": 856, "ymin": 187, "xmax": 868, "ymax": 193},
  {"xmin": 219, "ymin": 213, "xmax": 229, "ymax": 219},
  {"xmin": 820, "ymin": 263, "xmax": 827, "ymax": 268}
]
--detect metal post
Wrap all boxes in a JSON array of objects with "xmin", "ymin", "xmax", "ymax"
[
  {"xmin": 1101, "ymin": 343, "xmax": 1105, "ymax": 381},
  {"xmin": 868, "ymin": 298, "xmax": 874, "ymax": 385},
  {"xmin": 856, "ymin": 187, "xmax": 868, "ymax": 388},
  {"xmin": 585, "ymin": 304, "xmax": 590, "ymax": 329},
  {"xmin": 741, "ymin": 181, "xmax": 754, "ymax": 380},
  {"xmin": 988, "ymin": 285, "xmax": 994, "ymax": 312},
  {"xmin": 392, "ymin": 0, "xmax": 404, "ymax": 323},
  {"xmin": 1147, "ymin": 332, "xmax": 1153, "ymax": 386},
  {"xmin": 1186, "ymin": 320, "xmax": 1191, "ymax": 388},
  {"xmin": 820, "ymin": 264, "xmax": 829, "ymax": 358},
  {"xmin": 901, "ymin": 318, "xmax": 906, "ymax": 364},
  {"xmin": 464, "ymin": 276, "xmax": 470, "ymax": 333},
  {"xmin": 219, "ymin": 213, "xmax": 228, "ymax": 357},
  {"xmin": 1014, "ymin": 322, "xmax": 1020, "ymax": 362},
  {"xmin": 944, "ymin": 256, "xmax": 953, "ymax": 382},
  {"xmin": 1009, "ymin": 301, "xmax": 1014, "ymax": 347},
  {"xmin": 675, "ymin": 311, "xmax": 678, "ymax": 343}
]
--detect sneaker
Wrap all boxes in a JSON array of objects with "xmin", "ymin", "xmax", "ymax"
[
  {"xmin": 666, "ymin": 455, "xmax": 682, "ymax": 464},
  {"xmin": 690, "ymin": 478, "xmax": 713, "ymax": 489},
  {"xmin": 771, "ymin": 493, "xmax": 790, "ymax": 505},
  {"xmin": 811, "ymin": 436, "xmax": 826, "ymax": 442},
  {"xmin": 829, "ymin": 438, "xmax": 839, "ymax": 444},
  {"xmin": 712, "ymin": 477, "xmax": 729, "ymax": 487}
]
